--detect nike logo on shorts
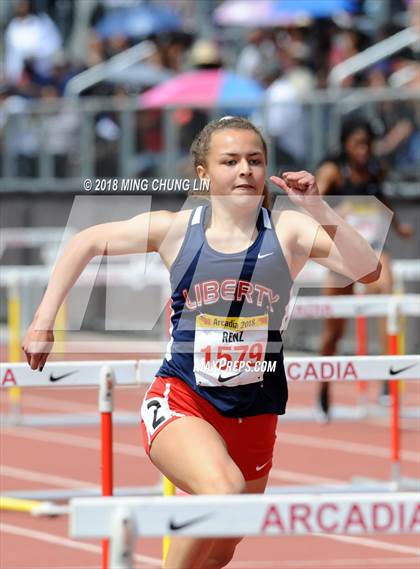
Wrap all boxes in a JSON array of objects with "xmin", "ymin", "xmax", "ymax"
[
  {"xmin": 255, "ymin": 459, "xmax": 271, "ymax": 472},
  {"xmin": 258, "ymin": 252, "xmax": 273, "ymax": 259}
]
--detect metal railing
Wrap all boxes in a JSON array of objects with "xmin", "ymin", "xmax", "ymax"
[
  {"xmin": 64, "ymin": 40, "xmax": 159, "ymax": 97},
  {"xmin": 328, "ymin": 27, "xmax": 419, "ymax": 87},
  {"xmin": 0, "ymin": 88, "xmax": 418, "ymax": 194}
]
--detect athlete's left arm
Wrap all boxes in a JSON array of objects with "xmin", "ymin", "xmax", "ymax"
[{"xmin": 271, "ymin": 171, "xmax": 382, "ymax": 284}]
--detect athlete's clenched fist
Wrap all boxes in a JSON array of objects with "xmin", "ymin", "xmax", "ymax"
[{"xmin": 270, "ymin": 171, "xmax": 320, "ymax": 197}]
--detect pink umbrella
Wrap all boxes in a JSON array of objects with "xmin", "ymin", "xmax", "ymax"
[{"xmin": 139, "ymin": 69, "xmax": 263, "ymax": 108}]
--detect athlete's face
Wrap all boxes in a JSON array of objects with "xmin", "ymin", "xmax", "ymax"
[{"xmin": 198, "ymin": 129, "xmax": 267, "ymax": 208}]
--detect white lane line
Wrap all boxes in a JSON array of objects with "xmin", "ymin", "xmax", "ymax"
[
  {"xmin": 229, "ymin": 557, "xmax": 420, "ymax": 568},
  {"xmin": 19, "ymin": 394, "xmax": 100, "ymax": 413},
  {"xmin": 369, "ymin": 417, "xmax": 420, "ymax": 430},
  {"xmin": 1, "ymin": 465, "xmax": 95, "ymax": 488},
  {"xmin": 316, "ymin": 534, "xmax": 420, "ymax": 556},
  {"xmin": 277, "ymin": 431, "xmax": 419, "ymax": 462},
  {"xmin": 3, "ymin": 427, "xmax": 147, "ymax": 458},
  {"xmin": 17, "ymin": 392, "xmax": 141, "ymax": 414},
  {"xmin": 270, "ymin": 468, "xmax": 343, "ymax": 485},
  {"xmin": 0, "ymin": 523, "xmax": 161, "ymax": 566}
]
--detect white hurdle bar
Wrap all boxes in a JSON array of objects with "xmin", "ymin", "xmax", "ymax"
[
  {"xmin": 70, "ymin": 493, "xmax": 420, "ymax": 538},
  {"xmin": 296, "ymin": 259, "xmax": 420, "ymax": 286},
  {"xmin": 70, "ymin": 493, "xmax": 420, "ymax": 568},
  {"xmin": 289, "ymin": 293, "xmax": 420, "ymax": 319},
  {"xmin": 1, "ymin": 355, "xmax": 419, "ymax": 388}
]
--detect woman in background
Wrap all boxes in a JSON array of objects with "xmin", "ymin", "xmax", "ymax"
[{"xmin": 315, "ymin": 118, "xmax": 413, "ymax": 421}]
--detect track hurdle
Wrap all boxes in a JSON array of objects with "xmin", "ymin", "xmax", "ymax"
[
  {"xmin": 2, "ymin": 355, "xmax": 419, "ymax": 569},
  {"xmin": 1, "ymin": 354, "xmax": 419, "ymax": 499},
  {"xmin": 69, "ymin": 492, "xmax": 420, "ymax": 568}
]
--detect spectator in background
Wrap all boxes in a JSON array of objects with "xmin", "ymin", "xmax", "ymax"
[
  {"xmin": 253, "ymin": 39, "xmax": 316, "ymax": 169},
  {"xmin": 0, "ymin": 84, "xmax": 38, "ymax": 176},
  {"xmin": 38, "ymin": 85, "xmax": 80, "ymax": 177},
  {"xmin": 368, "ymin": 56, "xmax": 420, "ymax": 172},
  {"xmin": 236, "ymin": 29, "xmax": 276, "ymax": 82},
  {"xmin": 329, "ymin": 28, "xmax": 369, "ymax": 87},
  {"xmin": 315, "ymin": 118, "xmax": 413, "ymax": 421},
  {"xmin": 19, "ymin": 51, "xmax": 76, "ymax": 96},
  {"xmin": 4, "ymin": 0, "xmax": 62, "ymax": 85},
  {"xmin": 174, "ymin": 39, "xmax": 223, "ymax": 171},
  {"xmin": 104, "ymin": 34, "xmax": 130, "ymax": 59}
]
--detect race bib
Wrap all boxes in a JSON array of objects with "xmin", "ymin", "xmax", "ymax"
[{"xmin": 193, "ymin": 313, "xmax": 269, "ymax": 387}]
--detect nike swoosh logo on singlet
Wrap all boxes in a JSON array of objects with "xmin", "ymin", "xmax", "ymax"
[{"xmin": 217, "ymin": 372, "xmax": 242, "ymax": 383}]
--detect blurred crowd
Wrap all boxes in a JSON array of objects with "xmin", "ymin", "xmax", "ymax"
[{"xmin": 0, "ymin": 0, "xmax": 419, "ymax": 179}]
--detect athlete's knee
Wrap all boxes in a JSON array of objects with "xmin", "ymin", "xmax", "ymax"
[
  {"xmin": 195, "ymin": 468, "xmax": 245, "ymax": 495},
  {"xmin": 204, "ymin": 550, "xmax": 236, "ymax": 568},
  {"xmin": 203, "ymin": 538, "xmax": 242, "ymax": 568}
]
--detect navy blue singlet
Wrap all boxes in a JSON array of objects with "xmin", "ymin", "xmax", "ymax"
[{"xmin": 157, "ymin": 205, "xmax": 293, "ymax": 418}]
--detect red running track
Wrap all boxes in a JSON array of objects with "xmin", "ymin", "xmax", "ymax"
[{"xmin": 1, "ymin": 352, "xmax": 419, "ymax": 569}]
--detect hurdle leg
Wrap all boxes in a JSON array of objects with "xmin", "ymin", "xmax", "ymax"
[
  {"xmin": 99, "ymin": 366, "xmax": 115, "ymax": 569},
  {"xmin": 7, "ymin": 279, "xmax": 22, "ymax": 423},
  {"xmin": 387, "ymin": 302, "xmax": 401, "ymax": 485},
  {"xmin": 162, "ymin": 300, "xmax": 176, "ymax": 562},
  {"xmin": 162, "ymin": 476, "xmax": 176, "ymax": 562},
  {"xmin": 354, "ymin": 284, "xmax": 368, "ymax": 410},
  {"xmin": 355, "ymin": 313, "xmax": 368, "ymax": 410},
  {"xmin": 394, "ymin": 282, "xmax": 406, "ymax": 397},
  {"xmin": 109, "ymin": 507, "xmax": 136, "ymax": 569}
]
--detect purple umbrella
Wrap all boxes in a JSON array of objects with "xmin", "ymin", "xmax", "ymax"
[
  {"xmin": 214, "ymin": 0, "xmax": 356, "ymax": 27},
  {"xmin": 139, "ymin": 69, "xmax": 263, "ymax": 108}
]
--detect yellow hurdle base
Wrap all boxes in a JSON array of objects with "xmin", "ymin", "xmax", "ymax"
[
  {"xmin": 0, "ymin": 496, "xmax": 43, "ymax": 513},
  {"xmin": 0, "ymin": 496, "xmax": 64, "ymax": 516},
  {"xmin": 162, "ymin": 475, "xmax": 176, "ymax": 562}
]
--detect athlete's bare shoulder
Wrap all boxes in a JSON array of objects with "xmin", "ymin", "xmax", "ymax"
[
  {"xmin": 150, "ymin": 208, "xmax": 194, "ymax": 268},
  {"xmin": 273, "ymin": 208, "xmax": 317, "ymax": 243},
  {"xmin": 271, "ymin": 208, "xmax": 314, "ymax": 278}
]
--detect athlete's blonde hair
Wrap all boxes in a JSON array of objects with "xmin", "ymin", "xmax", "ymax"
[{"xmin": 190, "ymin": 116, "xmax": 272, "ymax": 209}]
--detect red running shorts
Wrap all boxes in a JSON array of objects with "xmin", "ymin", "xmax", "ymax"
[{"xmin": 140, "ymin": 375, "xmax": 277, "ymax": 481}]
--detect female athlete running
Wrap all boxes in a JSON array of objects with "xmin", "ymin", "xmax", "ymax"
[{"xmin": 23, "ymin": 117, "xmax": 381, "ymax": 568}]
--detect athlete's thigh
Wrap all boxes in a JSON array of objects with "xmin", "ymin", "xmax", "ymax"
[
  {"xmin": 149, "ymin": 416, "xmax": 244, "ymax": 495},
  {"xmin": 245, "ymin": 473, "xmax": 270, "ymax": 493}
]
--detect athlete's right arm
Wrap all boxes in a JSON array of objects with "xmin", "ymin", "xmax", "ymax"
[{"xmin": 22, "ymin": 210, "xmax": 174, "ymax": 370}]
